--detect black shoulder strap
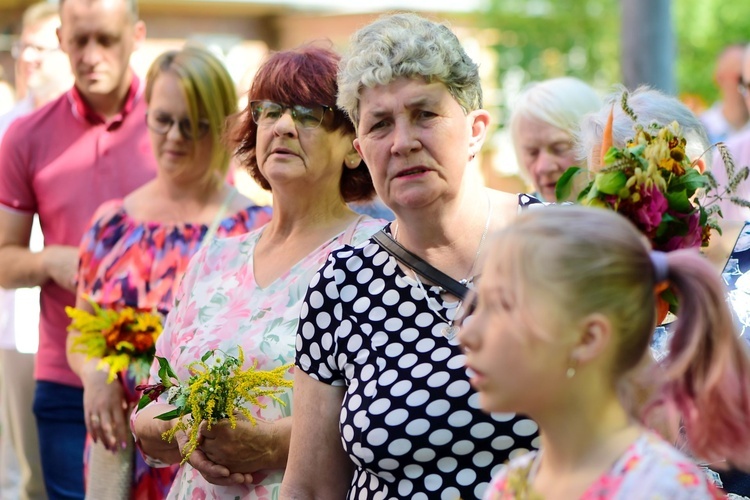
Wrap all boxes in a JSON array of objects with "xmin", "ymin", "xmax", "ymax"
[{"xmin": 372, "ymin": 229, "xmax": 470, "ymax": 300}]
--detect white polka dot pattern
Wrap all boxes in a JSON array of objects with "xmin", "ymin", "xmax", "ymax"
[{"xmin": 297, "ymin": 199, "xmax": 541, "ymax": 498}]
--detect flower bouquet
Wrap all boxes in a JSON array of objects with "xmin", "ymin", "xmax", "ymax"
[
  {"xmin": 66, "ymin": 297, "xmax": 163, "ymax": 383},
  {"xmin": 136, "ymin": 347, "xmax": 293, "ymax": 463},
  {"xmin": 555, "ymin": 91, "xmax": 750, "ymax": 319}
]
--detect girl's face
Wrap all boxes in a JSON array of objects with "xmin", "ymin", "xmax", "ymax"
[{"xmin": 458, "ymin": 244, "xmax": 573, "ymax": 415}]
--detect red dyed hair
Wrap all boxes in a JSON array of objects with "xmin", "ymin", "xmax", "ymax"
[{"xmin": 232, "ymin": 43, "xmax": 374, "ymax": 203}]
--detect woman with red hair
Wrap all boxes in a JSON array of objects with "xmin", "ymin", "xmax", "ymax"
[{"xmin": 132, "ymin": 44, "xmax": 383, "ymax": 499}]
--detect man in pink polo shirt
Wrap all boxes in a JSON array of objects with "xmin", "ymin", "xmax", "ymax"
[{"xmin": 0, "ymin": 0, "xmax": 156, "ymax": 497}]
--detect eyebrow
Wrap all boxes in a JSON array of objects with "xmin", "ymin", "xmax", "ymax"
[
  {"xmin": 404, "ymin": 96, "xmax": 440, "ymax": 109},
  {"xmin": 362, "ymin": 95, "xmax": 442, "ymax": 118}
]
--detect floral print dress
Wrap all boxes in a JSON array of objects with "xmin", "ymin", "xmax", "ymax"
[
  {"xmin": 78, "ymin": 198, "xmax": 272, "ymax": 499},
  {"xmin": 484, "ymin": 432, "xmax": 725, "ymax": 499},
  {"xmin": 136, "ymin": 216, "xmax": 384, "ymax": 500}
]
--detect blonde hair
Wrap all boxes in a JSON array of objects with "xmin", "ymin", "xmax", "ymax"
[
  {"xmin": 145, "ymin": 46, "xmax": 237, "ymax": 189},
  {"xmin": 489, "ymin": 205, "xmax": 750, "ymax": 468},
  {"xmin": 22, "ymin": 2, "xmax": 59, "ymax": 31}
]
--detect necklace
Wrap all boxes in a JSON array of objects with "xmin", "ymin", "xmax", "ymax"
[{"xmin": 394, "ymin": 192, "xmax": 493, "ymax": 340}]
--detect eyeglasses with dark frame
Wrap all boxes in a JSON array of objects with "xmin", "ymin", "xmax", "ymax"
[
  {"xmin": 249, "ymin": 100, "xmax": 330, "ymax": 130},
  {"xmin": 145, "ymin": 112, "xmax": 210, "ymax": 141}
]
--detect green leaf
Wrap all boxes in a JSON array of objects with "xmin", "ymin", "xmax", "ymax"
[
  {"xmin": 665, "ymin": 189, "xmax": 693, "ymax": 213},
  {"xmin": 669, "ymin": 168, "xmax": 707, "ymax": 195},
  {"xmin": 157, "ymin": 356, "xmax": 177, "ymax": 385},
  {"xmin": 136, "ymin": 394, "xmax": 151, "ymax": 412},
  {"xmin": 201, "ymin": 351, "xmax": 213, "ymax": 363},
  {"xmin": 155, "ymin": 408, "xmax": 182, "ymax": 421},
  {"xmin": 593, "ymin": 170, "xmax": 627, "ymax": 195},
  {"xmin": 577, "ymin": 183, "xmax": 592, "ymax": 202},
  {"xmin": 555, "ymin": 166, "xmax": 583, "ymax": 202},
  {"xmin": 602, "ymin": 146, "xmax": 621, "ymax": 165}
]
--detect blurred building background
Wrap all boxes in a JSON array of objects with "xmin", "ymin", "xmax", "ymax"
[{"xmin": 1, "ymin": 0, "xmax": 748, "ymax": 196}]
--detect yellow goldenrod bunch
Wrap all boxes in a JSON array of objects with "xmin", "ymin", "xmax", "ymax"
[
  {"xmin": 138, "ymin": 346, "xmax": 293, "ymax": 464},
  {"xmin": 66, "ymin": 296, "xmax": 163, "ymax": 383}
]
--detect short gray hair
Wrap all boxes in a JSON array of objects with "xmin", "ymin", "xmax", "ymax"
[
  {"xmin": 577, "ymin": 85, "xmax": 711, "ymax": 169},
  {"xmin": 510, "ymin": 77, "xmax": 601, "ymax": 151},
  {"xmin": 337, "ymin": 13, "xmax": 482, "ymax": 126}
]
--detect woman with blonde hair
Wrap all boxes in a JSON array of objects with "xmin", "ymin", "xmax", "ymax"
[{"xmin": 67, "ymin": 45, "xmax": 270, "ymax": 498}]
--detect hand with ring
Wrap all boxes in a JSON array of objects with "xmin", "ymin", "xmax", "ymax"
[{"xmin": 81, "ymin": 361, "xmax": 130, "ymax": 451}]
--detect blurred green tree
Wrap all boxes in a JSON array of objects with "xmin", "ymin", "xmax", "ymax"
[
  {"xmin": 481, "ymin": 0, "xmax": 750, "ymax": 119},
  {"xmin": 674, "ymin": 0, "xmax": 750, "ymax": 106}
]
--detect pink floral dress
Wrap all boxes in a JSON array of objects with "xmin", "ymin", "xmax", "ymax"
[
  {"xmin": 135, "ymin": 216, "xmax": 384, "ymax": 500},
  {"xmin": 78, "ymin": 198, "xmax": 272, "ymax": 499},
  {"xmin": 484, "ymin": 432, "xmax": 726, "ymax": 499}
]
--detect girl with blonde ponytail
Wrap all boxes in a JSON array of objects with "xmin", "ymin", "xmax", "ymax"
[{"xmin": 460, "ymin": 205, "xmax": 750, "ymax": 499}]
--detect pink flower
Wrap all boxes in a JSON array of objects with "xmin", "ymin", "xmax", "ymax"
[
  {"xmin": 661, "ymin": 212, "xmax": 702, "ymax": 251},
  {"xmin": 632, "ymin": 185, "xmax": 668, "ymax": 235}
]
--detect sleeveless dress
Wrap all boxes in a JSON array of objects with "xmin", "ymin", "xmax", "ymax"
[{"xmin": 77, "ymin": 198, "xmax": 272, "ymax": 499}]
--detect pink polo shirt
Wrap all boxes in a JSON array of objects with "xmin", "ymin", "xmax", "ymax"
[{"xmin": 0, "ymin": 75, "xmax": 157, "ymax": 387}]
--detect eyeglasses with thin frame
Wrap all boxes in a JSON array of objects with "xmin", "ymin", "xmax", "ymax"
[
  {"xmin": 11, "ymin": 41, "xmax": 59, "ymax": 60},
  {"xmin": 249, "ymin": 100, "xmax": 330, "ymax": 129},
  {"xmin": 146, "ymin": 112, "xmax": 210, "ymax": 141},
  {"xmin": 740, "ymin": 80, "xmax": 750, "ymax": 97}
]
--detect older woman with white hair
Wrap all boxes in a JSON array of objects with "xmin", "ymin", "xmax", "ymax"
[
  {"xmin": 282, "ymin": 13, "xmax": 542, "ymax": 499},
  {"xmin": 576, "ymin": 86, "xmax": 743, "ymax": 269},
  {"xmin": 510, "ymin": 77, "xmax": 601, "ymax": 201},
  {"xmin": 577, "ymin": 85, "xmax": 711, "ymax": 173}
]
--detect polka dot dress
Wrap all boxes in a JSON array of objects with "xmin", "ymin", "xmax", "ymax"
[{"xmin": 296, "ymin": 195, "xmax": 543, "ymax": 499}]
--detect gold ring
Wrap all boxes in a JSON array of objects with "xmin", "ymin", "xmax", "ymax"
[{"xmin": 91, "ymin": 414, "xmax": 101, "ymax": 425}]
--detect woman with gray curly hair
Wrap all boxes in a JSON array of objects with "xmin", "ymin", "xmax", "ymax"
[{"xmin": 282, "ymin": 13, "xmax": 541, "ymax": 499}]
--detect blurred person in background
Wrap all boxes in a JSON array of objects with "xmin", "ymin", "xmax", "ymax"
[
  {"xmin": 0, "ymin": 68, "xmax": 13, "ymax": 114},
  {"xmin": 66, "ymin": 45, "xmax": 270, "ymax": 500},
  {"xmin": 713, "ymin": 43, "xmax": 750, "ymax": 222},
  {"xmin": 509, "ymin": 77, "xmax": 601, "ymax": 202},
  {"xmin": 0, "ymin": 0, "xmax": 156, "ymax": 497},
  {"xmin": 701, "ymin": 43, "xmax": 749, "ymax": 145},
  {"xmin": 0, "ymin": 3, "xmax": 72, "ymax": 499}
]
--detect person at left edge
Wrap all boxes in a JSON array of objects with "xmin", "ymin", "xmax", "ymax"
[{"xmin": 0, "ymin": 0, "xmax": 155, "ymax": 498}]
